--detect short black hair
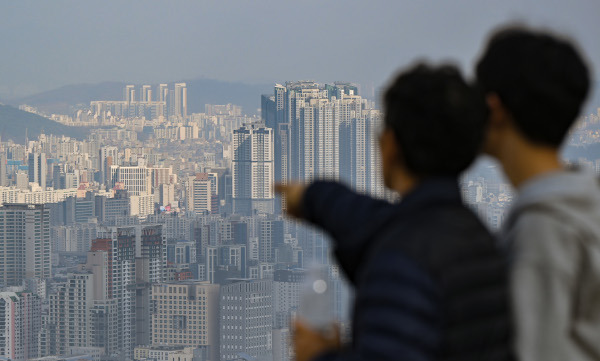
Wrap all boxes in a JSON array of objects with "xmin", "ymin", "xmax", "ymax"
[
  {"xmin": 476, "ymin": 26, "xmax": 590, "ymax": 147},
  {"xmin": 384, "ymin": 63, "xmax": 486, "ymax": 177}
]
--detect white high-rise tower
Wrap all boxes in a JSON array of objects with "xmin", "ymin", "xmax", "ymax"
[{"xmin": 232, "ymin": 124, "xmax": 274, "ymax": 215}]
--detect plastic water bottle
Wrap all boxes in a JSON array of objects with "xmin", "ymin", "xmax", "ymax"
[{"xmin": 298, "ymin": 264, "xmax": 334, "ymax": 333}]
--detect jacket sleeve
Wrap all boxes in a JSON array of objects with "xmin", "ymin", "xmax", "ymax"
[
  {"xmin": 508, "ymin": 211, "xmax": 580, "ymax": 361},
  {"xmin": 310, "ymin": 251, "xmax": 441, "ymax": 361},
  {"xmin": 301, "ymin": 181, "xmax": 395, "ymax": 281}
]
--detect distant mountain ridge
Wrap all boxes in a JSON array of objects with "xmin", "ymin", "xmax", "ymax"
[
  {"xmin": 10, "ymin": 78, "xmax": 273, "ymax": 116},
  {"xmin": 0, "ymin": 104, "xmax": 90, "ymax": 143}
]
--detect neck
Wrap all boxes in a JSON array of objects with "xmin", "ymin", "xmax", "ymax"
[{"xmin": 497, "ymin": 139, "xmax": 562, "ymax": 189}]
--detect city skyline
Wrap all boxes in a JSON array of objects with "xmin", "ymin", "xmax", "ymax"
[
  {"xmin": 0, "ymin": 76, "xmax": 598, "ymax": 360},
  {"xmin": 0, "ymin": 3, "xmax": 598, "ymax": 359}
]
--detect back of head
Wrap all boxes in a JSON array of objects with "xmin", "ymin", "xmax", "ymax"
[
  {"xmin": 384, "ymin": 63, "xmax": 486, "ymax": 177},
  {"xmin": 476, "ymin": 25, "xmax": 590, "ymax": 147}
]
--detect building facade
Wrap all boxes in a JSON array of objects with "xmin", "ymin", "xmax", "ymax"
[
  {"xmin": 0, "ymin": 291, "xmax": 42, "ymax": 361},
  {"xmin": 219, "ymin": 279, "xmax": 273, "ymax": 361},
  {"xmin": 0, "ymin": 204, "xmax": 51, "ymax": 287},
  {"xmin": 150, "ymin": 282, "xmax": 220, "ymax": 361},
  {"xmin": 232, "ymin": 125, "xmax": 274, "ymax": 215}
]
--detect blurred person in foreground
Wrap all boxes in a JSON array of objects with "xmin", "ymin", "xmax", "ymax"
[
  {"xmin": 276, "ymin": 64, "xmax": 512, "ymax": 361},
  {"xmin": 476, "ymin": 26, "xmax": 599, "ymax": 361}
]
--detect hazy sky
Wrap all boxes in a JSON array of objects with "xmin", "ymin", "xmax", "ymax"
[{"xmin": 1, "ymin": 1, "xmax": 599, "ymax": 100}]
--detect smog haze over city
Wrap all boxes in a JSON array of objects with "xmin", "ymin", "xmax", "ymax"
[
  {"xmin": 0, "ymin": 2, "xmax": 599, "ymax": 361},
  {"xmin": 1, "ymin": 1, "xmax": 599, "ymax": 101}
]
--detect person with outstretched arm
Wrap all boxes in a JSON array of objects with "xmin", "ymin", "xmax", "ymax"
[
  {"xmin": 276, "ymin": 64, "xmax": 513, "ymax": 361},
  {"xmin": 476, "ymin": 26, "xmax": 600, "ymax": 361}
]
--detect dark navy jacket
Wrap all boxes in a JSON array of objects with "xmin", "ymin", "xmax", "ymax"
[{"xmin": 302, "ymin": 179, "xmax": 512, "ymax": 361}]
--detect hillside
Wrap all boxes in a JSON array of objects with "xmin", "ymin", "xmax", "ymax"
[
  {"xmin": 13, "ymin": 82, "xmax": 124, "ymax": 115},
  {"xmin": 0, "ymin": 105, "xmax": 89, "ymax": 143},
  {"xmin": 11, "ymin": 78, "xmax": 273, "ymax": 116}
]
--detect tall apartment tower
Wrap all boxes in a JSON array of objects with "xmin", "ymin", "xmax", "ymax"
[
  {"xmin": 28, "ymin": 152, "xmax": 47, "ymax": 188},
  {"xmin": 92, "ymin": 224, "xmax": 167, "ymax": 358},
  {"xmin": 166, "ymin": 83, "xmax": 188, "ymax": 119},
  {"xmin": 273, "ymin": 269, "xmax": 305, "ymax": 329},
  {"xmin": 0, "ymin": 204, "xmax": 51, "ymax": 287},
  {"xmin": 338, "ymin": 96, "xmax": 381, "ymax": 194},
  {"xmin": 38, "ymin": 260, "xmax": 119, "ymax": 358},
  {"xmin": 262, "ymin": 85, "xmax": 288, "ymax": 214},
  {"xmin": 40, "ymin": 273, "xmax": 95, "ymax": 357},
  {"xmin": 0, "ymin": 153, "xmax": 8, "ymax": 187},
  {"xmin": 220, "ymin": 279, "xmax": 273, "ymax": 361},
  {"xmin": 141, "ymin": 85, "xmax": 152, "ymax": 102},
  {"xmin": 0, "ymin": 291, "xmax": 42, "ymax": 361},
  {"xmin": 263, "ymin": 81, "xmax": 385, "ymax": 214},
  {"xmin": 170, "ymin": 83, "xmax": 187, "ymax": 119},
  {"xmin": 258, "ymin": 218, "xmax": 284, "ymax": 263},
  {"xmin": 157, "ymin": 84, "xmax": 169, "ymax": 118},
  {"xmin": 158, "ymin": 84, "xmax": 168, "ymax": 102},
  {"xmin": 185, "ymin": 173, "xmax": 212, "ymax": 214},
  {"xmin": 91, "ymin": 234, "xmax": 133, "ymax": 358},
  {"xmin": 232, "ymin": 125, "xmax": 274, "ymax": 215},
  {"xmin": 99, "ymin": 146, "xmax": 118, "ymax": 186},
  {"xmin": 271, "ymin": 269, "xmax": 305, "ymax": 361},
  {"xmin": 124, "ymin": 85, "xmax": 136, "ymax": 103},
  {"xmin": 266, "ymin": 82, "xmax": 383, "ymax": 189},
  {"xmin": 150, "ymin": 282, "xmax": 220, "ymax": 361}
]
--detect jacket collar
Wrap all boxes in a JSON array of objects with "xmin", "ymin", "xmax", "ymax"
[{"xmin": 512, "ymin": 168, "xmax": 599, "ymax": 212}]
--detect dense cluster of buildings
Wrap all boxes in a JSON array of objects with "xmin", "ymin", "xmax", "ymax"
[
  {"xmin": 8, "ymin": 79, "xmax": 598, "ymax": 361},
  {"xmin": 1, "ymin": 82, "xmax": 376, "ymax": 361}
]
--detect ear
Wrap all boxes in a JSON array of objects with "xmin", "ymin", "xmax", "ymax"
[
  {"xmin": 379, "ymin": 128, "xmax": 401, "ymax": 189},
  {"xmin": 379, "ymin": 128, "xmax": 400, "ymax": 165},
  {"xmin": 485, "ymin": 93, "xmax": 509, "ymax": 128},
  {"xmin": 483, "ymin": 93, "xmax": 514, "ymax": 157}
]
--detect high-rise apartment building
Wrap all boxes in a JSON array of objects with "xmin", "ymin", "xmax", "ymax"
[
  {"xmin": 91, "ymin": 224, "xmax": 166, "ymax": 358},
  {"xmin": 40, "ymin": 225, "xmax": 167, "ymax": 359},
  {"xmin": 50, "ymin": 222, "xmax": 97, "ymax": 253},
  {"xmin": 141, "ymin": 85, "xmax": 152, "ymax": 102},
  {"xmin": 258, "ymin": 218, "xmax": 284, "ymax": 263},
  {"xmin": 40, "ymin": 273, "xmax": 95, "ymax": 357},
  {"xmin": 261, "ymin": 81, "xmax": 384, "ymax": 265},
  {"xmin": 261, "ymin": 82, "xmax": 384, "ymax": 197},
  {"xmin": 271, "ymin": 269, "xmax": 306, "ymax": 361},
  {"xmin": 0, "ymin": 153, "xmax": 8, "ymax": 187},
  {"xmin": 173, "ymin": 83, "xmax": 187, "ymax": 119},
  {"xmin": 0, "ymin": 291, "xmax": 42, "ymax": 361},
  {"xmin": 124, "ymin": 85, "xmax": 136, "ymax": 104},
  {"xmin": 0, "ymin": 204, "xmax": 51, "ymax": 287},
  {"xmin": 28, "ymin": 152, "xmax": 47, "ymax": 188},
  {"xmin": 110, "ymin": 165, "xmax": 150, "ymax": 195},
  {"xmin": 185, "ymin": 173, "xmax": 212, "ymax": 214},
  {"xmin": 150, "ymin": 282, "xmax": 220, "ymax": 361},
  {"xmin": 89, "ymin": 299, "xmax": 119, "ymax": 357},
  {"xmin": 157, "ymin": 84, "xmax": 168, "ymax": 102},
  {"xmin": 99, "ymin": 146, "xmax": 118, "ymax": 186},
  {"xmin": 232, "ymin": 125, "xmax": 274, "ymax": 215},
  {"xmin": 38, "ymin": 269, "xmax": 119, "ymax": 359},
  {"xmin": 219, "ymin": 279, "xmax": 273, "ymax": 361},
  {"xmin": 273, "ymin": 269, "xmax": 305, "ymax": 329}
]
